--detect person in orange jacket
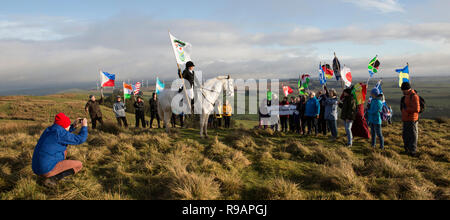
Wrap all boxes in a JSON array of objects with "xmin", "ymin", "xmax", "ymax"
[
  {"xmin": 223, "ymin": 101, "xmax": 232, "ymax": 128},
  {"xmin": 400, "ymin": 82, "xmax": 421, "ymax": 156}
]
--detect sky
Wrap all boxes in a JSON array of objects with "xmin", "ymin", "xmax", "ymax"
[{"xmin": 0, "ymin": 0, "xmax": 450, "ymax": 92}]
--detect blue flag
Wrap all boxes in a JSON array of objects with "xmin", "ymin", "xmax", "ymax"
[
  {"xmin": 396, "ymin": 65, "xmax": 410, "ymax": 87},
  {"xmin": 319, "ymin": 64, "xmax": 326, "ymax": 85},
  {"xmin": 156, "ymin": 77, "xmax": 165, "ymax": 94}
]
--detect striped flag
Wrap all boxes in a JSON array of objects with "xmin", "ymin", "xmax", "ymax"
[
  {"xmin": 133, "ymin": 82, "xmax": 142, "ymax": 95},
  {"xmin": 322, "ymin": 64, "xmax": 334, "ymax": 79},
  {"xmin": 123, "ymin": 83, "xmax": 133, "ymax": 100},
  {"xmin": 156, "ymin": 77, "xmax": 165, "ymax": 94}
]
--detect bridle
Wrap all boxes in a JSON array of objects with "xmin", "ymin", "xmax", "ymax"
[{"xmin": 199, "ymin": 77, "xmax": 232, "ymax": 106}]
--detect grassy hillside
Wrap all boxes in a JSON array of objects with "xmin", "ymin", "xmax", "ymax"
[{"xmin": 0, "ymin": 94, "xmax": 449, "ymax": 200}]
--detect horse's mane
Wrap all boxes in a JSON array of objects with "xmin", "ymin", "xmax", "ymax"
[{"xmin": 203, "ymin": 76, "xmax": 231, "ymax": 89}]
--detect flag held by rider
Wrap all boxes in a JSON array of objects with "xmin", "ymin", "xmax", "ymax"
[{"xmin": 169, "ymin": 32, "xmax": 192, "ymax": 65}]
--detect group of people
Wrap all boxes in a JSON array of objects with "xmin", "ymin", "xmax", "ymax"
[
  {"xmin": 276, "ymin": 86, "xmax": 342, "ymax": 140},
  {"xmin": 270, "ymin": 82, "xmax": 420, "ymax": 155},
  {"xmin": 85, "ymin": 92, "xmax": 162, "ymax": 129},
  {"xmin": 31, "ymin": 79, "xmax": 420, "ymax": 187}
]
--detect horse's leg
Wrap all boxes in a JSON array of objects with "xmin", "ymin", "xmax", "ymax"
[
  {"xmin": 199, "ymin": 114, "xmax": 205, "ymax": 138},
  {"xmin": 204, "ymin": 113, "xmax": 210, "ymax": 138},
  {"xmin": 164, "ymin": 110, "xmax": 171, "ymax": 133}
]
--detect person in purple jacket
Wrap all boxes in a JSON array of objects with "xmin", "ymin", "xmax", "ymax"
[{"xmin": 32, "ymin": 113, "xmax": 88, "ymax": 187}]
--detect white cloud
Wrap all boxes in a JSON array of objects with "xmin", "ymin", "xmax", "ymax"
[
  {"xmin": 0, "ymin": 14, "xmax": 449, "ymax": 92},
  {"xmin": 343, "ymin": 0, "xmax": 404, "ymax": 13}
]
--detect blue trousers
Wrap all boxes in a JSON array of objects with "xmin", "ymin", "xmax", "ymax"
[
  {"xmin": 344, "ymin": 120, "xmax": 353, "ymax": 146},
  {"xmin": 327, "ymin": 120, "xmax": 338, "ymax": 138},
  {"xmin": 370, "ymin": 123, "xmax": 384, "ymax": 149}
]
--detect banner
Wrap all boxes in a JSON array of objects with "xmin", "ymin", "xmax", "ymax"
[{"xmin": 169, "ymin": 32, "xmax": 192, "ymax": 65}]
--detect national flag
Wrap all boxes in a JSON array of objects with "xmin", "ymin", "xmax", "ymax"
[
  {"xmin": 333, "ymin": 57, "xmax": 341, "ymax": 81},
  {"xmin": 341, "ymin": 67, "xmax": 352, "ymax": 88},
  {"xmin": 299, "ymin": 74, "xmax": 310, "ymax": 89},
  {"xmin": 100, "ymin": 71, "xmax": 115, "ymax": 87},
  {"xmin": 368, "ymin": 56, "xmax": 381, "ymax": 77},
  {"xmin": 352, "ymin": 83, "xmax": 367, "ymax": 105},
  {"xmin": 322, "ymin": 64, "xmax": 334, "ymax": 79},
  {"xmin": 123, "ymin": 83, "xmax": 133, "ymax": 100},
  {"xmin": 169, "ymin": 32, "xmax": 192, "ymax": 65},
  {"xmin": 396, "ymin": 65, "xmax": 410, "ymax": 87},
  {"xmin": 319, "ymin": 64, "xmax": 327, "ymax": 85},
  {"xmin": 156, "ymin": 77, "xmax": 165, "ymax": 94},
  {"xmin": 298, "ymin": 74, "xmax": 310, "ymax": 95},
  {"xmin": 283, "ymin": 85, "xmax": 293, "ymax": 97},
  {"xmin": 133, "ymin": 82, "xmax": 142, "ymax": 95}
]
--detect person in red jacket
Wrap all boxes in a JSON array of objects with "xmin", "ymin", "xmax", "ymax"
[{"xmin": 400, "ymin": 82, "xmax": 421, "ymax": 156}]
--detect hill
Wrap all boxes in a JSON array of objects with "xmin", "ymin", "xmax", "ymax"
[{"xmin": 0, "ymin": 94, "xmax": 449, "ymax": 200}]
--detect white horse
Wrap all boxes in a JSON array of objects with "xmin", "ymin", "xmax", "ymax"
[{"xmin": 158, "ymin": 76, "xmax": 234, "ymax": 138}]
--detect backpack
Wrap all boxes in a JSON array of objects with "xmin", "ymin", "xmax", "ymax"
[
  {"xmin": 401, "ymin": 90, "xmax": 425, "ymax": 114},
  {"xmin": 381, "ymin": 103, "xmax": 391, "ymax": 121}
]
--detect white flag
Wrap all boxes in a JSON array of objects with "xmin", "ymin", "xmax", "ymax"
[
  {"xmin": 341, "ymin": 67, "xmax": 352, "ymax": 88},
  {"xmin": 169, "ymin": 32, "xmax": 192, "ymax": 65}
]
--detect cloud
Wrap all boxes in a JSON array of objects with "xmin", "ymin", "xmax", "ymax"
[
  {"xmin": 0, "ymin": 14, "xmax": 449, "ymax": 94},
  {"xmin": 343, "ymin": 0, "xmax": 404, "ymax": 13},
  {"xmin": 257, "ymin": 23, "xmax": 450, "ymax": 46},
  {"xmin": 0, "ymin": 16, "xmax": 88, "ymax": 41}
]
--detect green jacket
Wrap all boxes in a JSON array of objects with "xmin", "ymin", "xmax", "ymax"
[{"xmin": 339, "ymin": 95, "xmax": 356, "ymax": 121}]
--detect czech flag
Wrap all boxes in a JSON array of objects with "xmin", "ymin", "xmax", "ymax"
[
  {"xmin": 396, "ymin": 65, "xmax": 410, "ymax": 88},
  {"xmin": 100, "ymin": 71, "xmax": 115, "ymax": 88}
]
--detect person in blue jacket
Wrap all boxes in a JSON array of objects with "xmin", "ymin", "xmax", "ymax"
[
  {"xmin": 32, "ymin": 113, "xmax": 88, "ymax": 187},
  {"xmin": 305, "ymin": 92, "xmax": 320, "ymax": 136},
  {"xmin": 368, "ymin": 88, "xmax": 385, "ymax": 150}
]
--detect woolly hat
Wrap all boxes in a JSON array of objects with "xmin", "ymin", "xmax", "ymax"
[
  {"xmin": 54, "ymin": 113, "xmax": 71, "ymax": 129},
  {"xmin": 371, "ymin": 88, "xmax": 381, "ymax": 96}
]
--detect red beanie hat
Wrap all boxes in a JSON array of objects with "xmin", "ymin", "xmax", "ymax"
[{"xmin": 54, "ymin": 113, "xmax": 71, "ymax": 129}]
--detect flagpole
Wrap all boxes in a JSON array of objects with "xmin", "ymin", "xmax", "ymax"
[{"xmin": 169, "ymin": 30, "xmax": 192, "ymax": 113}]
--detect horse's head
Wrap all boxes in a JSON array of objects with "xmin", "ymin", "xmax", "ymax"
[{"xmin": 217, "ymin": 75, "xmax": 234, "ymax": 97}]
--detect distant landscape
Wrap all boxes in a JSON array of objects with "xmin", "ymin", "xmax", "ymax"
[{"xmin": 0, "ymin": 77, "xmax": 449, "ymax": 200}]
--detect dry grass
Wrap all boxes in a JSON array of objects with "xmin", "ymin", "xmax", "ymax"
[{"xmin": 0, "ymin": 94, "xmax": 449, "ymax": 200}]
